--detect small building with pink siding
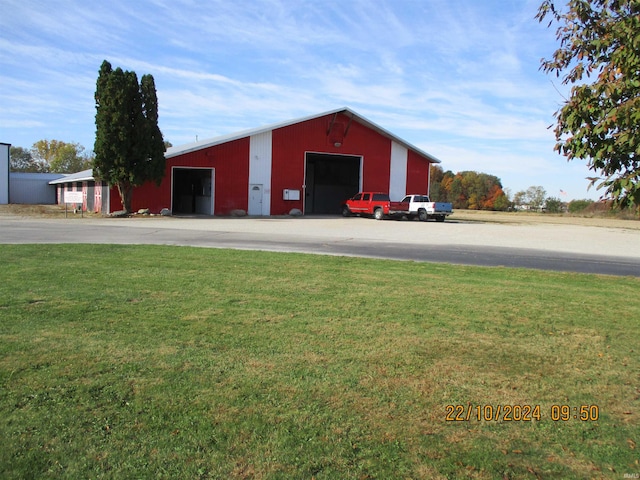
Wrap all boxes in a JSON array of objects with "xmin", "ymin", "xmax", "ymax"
[{"xmin": 49, "ymin": 169, "xmax": 110, "ymax": 214}]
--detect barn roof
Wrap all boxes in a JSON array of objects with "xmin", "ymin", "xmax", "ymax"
[
  {"xmin": 165, "ymin": 107, "xmax": 441, "ymax": 163},
  {"xmin": 49, "ymin": 168, "xmax": 94, "ymax": 185}
]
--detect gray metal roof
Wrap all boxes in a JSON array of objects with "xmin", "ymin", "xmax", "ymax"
[
  {"xmin": 11, "ymin": 172, "xmax": 65, "ymax": 181},
  {"xmin": 165, "ymin": 107, "xmax": 442, "ymax": 163},
  {"xmin": 48, "ymin": 168, "xmax": 94, "ymax": 185}
]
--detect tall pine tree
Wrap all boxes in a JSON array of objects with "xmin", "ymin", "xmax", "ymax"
[{"xmin": 94, "ymin": 60, "xmax": 166, "ymax": 213}]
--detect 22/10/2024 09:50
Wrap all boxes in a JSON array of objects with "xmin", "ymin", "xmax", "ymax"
[{"xmin": 445, "ymin": 404, "xmax": 599, "ymax": 422}]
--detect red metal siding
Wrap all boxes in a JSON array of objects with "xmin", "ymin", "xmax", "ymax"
[
  {"xmin": 271, "ymin": 113, "xmax": 392, "ymax": 215},
  {"xmin": 406, "ymin": 149, "xmax": 430, "ymax": 194},
  {"xmin": 126, "ymin": 177, "xmax": 164, "ymax": 214},
  {"xmin": 128, "ymin": 137, "xmax": 250, "ymax": 215},
  {"xmin": 214, "ymin": 137, "xmax": 251, "ymax": 214},
  {"xmin": 109, "ymin": 185, "xmax": 120, "ymax": 213}
]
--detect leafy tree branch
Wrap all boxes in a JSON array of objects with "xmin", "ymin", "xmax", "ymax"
[{"xmin": 536, "ymin": 0, "xmax": 640, "ymax": 208}]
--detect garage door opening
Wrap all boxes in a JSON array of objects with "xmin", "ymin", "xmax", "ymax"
[
  {"xmin": 172, "ymin": 167, "xmax": 214, "ymax": 215},
  {"xmin": 305, "ymin": 153, "xmax": 361, "ymax": 214}
]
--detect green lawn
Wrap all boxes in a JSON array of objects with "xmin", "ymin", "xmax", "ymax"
[{"xmin": 0, "ymin": 244, "xmax": 638, "ymax": 479}]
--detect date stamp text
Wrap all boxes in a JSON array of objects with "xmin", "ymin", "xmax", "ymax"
[{"xmin": 445, "ymin": 404, "xmax": 599, "ymax": 422}]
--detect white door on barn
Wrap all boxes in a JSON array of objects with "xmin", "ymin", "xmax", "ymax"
[{"xmin": 248, "ymin": 184, "xmax": 263, "ymax": 215}]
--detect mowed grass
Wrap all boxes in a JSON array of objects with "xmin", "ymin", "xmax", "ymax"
[{"xmin": 0, "ymin": 245, "xmax": 638, "ymax": 479}]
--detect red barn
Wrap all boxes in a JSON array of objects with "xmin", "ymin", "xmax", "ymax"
[{"xmin": 115, "ymin": 107, "xmax": 441, "ymax": 216}]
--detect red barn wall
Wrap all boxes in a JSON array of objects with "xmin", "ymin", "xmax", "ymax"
[
  {"xmin": 406, "ymin": 149, "xmax": 431, "ymax": 195},
  {"xmin": 126, "ymin": 137, "xmax": 249, "ymax": 215}
]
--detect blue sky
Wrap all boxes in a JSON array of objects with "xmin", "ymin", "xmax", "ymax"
[{"xmin": 1, "ymin": 0, "xmax": 602, "ymax": 200}]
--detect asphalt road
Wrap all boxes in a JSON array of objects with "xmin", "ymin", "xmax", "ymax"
[{"xmin": 1, "ymin": 215, "xmax": 639, "ymax": 276}]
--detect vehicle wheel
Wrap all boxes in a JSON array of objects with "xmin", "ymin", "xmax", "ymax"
[
  {"xmin": 374, "ymin": 208, "xmax": 384, "ymax": 220},
  {"xmin": 418, "ymin": 209, "xmax": 428, "ymax": 222},
  {"xmin": 436, "ymin": 215, "xmax": 445, "ymax": 222},
  {"xmin": 342, "ymin": 205, "xmax": 351, "ymax": 217}
]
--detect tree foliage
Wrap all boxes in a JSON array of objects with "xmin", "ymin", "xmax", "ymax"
[
  {"xmin": 528, "ymin": 186, "xmax": 548, "ymax": 210},
  {"xmin": 536, "ymin": 0, "xmax": 640, "ymax": 208},
  {"xmin": 568, "ymin": 198, "xmax": 594, "ymax": 212},
  {"xmin": 32, "ymin": 140, "xmax": 93, "ymax": 173},
  {"xmin": 430, "ymin": 166, "xmax": 509, "ymax": 210},
  {"xmin": 545, "ymin": 196, "xmax": 565, "ymax": 213},
  {"xmin": 94, "ymin": 60, "xmax": 165, "ymax": 213},
  {"xmin": 9, "ymin": 147, "xmax": 42, "ymax": 172},
  {"xmin": 10, "ymin": 142, "xmax": 92, "ymax": 173},
  {"xmin": 513, "ymin": 186, "xmax": 548, "ymax": 210}
]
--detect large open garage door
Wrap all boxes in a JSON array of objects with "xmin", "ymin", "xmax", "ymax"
[
  {"xmin": 172, "ymin": 167, "xmax": 214, "ymax": 215},
  {"xmin": 305, "ymin": 153, "xmax": 361, "ymax": 214}
]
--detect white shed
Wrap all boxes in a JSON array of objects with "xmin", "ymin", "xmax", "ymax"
[{"xmin": 0, "ymin": 143, "xmax": 9, "ymax": 204}]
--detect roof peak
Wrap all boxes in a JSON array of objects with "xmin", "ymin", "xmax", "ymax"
[{"xmin": 165, "ymin": 107, "xmax": 440, "ymax": 163}]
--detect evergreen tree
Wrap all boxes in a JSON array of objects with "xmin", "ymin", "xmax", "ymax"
[
  {"xmin": 140, "ymin": 74, "xmax": 166, "ymax": 185},
  {"xmin": 94, "ymin": 60, "xmax": 165, "ymax": 213}
]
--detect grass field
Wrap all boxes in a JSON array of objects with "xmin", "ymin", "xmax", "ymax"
[{"xmin": 1, "ymin": 244, "xmax": 638, "ymax": 479}]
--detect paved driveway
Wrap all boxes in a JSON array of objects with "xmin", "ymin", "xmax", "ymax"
[{"xmin": 1, "ymin": 215, "xmax": 639, "ymax": 276}]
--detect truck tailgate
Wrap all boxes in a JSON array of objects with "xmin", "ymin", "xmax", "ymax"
[{"xmin": 434, "ymin": 202, "xmax": 452, "ymax": 213}]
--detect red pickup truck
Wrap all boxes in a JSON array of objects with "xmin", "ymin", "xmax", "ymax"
[{"xmin": 342, "ymin": 192, "xmax": 408, "ymax": 220}]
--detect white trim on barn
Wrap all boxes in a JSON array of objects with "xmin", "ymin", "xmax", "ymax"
[
  {"xmin": 248, "ymin": 131, "xmax": 272, "ymax": 215},
  {"xmin": 389, "ymin": 141, "xmax": 408, "ymax": 201}
]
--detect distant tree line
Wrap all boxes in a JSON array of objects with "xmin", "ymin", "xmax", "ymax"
[
  {"xmin": 430, "ymin": 166, "xmax": 509, "ymax": 211},
  {"xmin": 429, "ymin": 167, "xmax": 625, "ymax": 216},
  {"xmin": 9, "ymin": 140, "xmax": 93, "ymax": 174}
]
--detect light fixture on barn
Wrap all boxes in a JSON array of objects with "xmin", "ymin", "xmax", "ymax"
[{"xmin": 326, "ymin": 112, "xmax": 353, "ymax": 147}]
